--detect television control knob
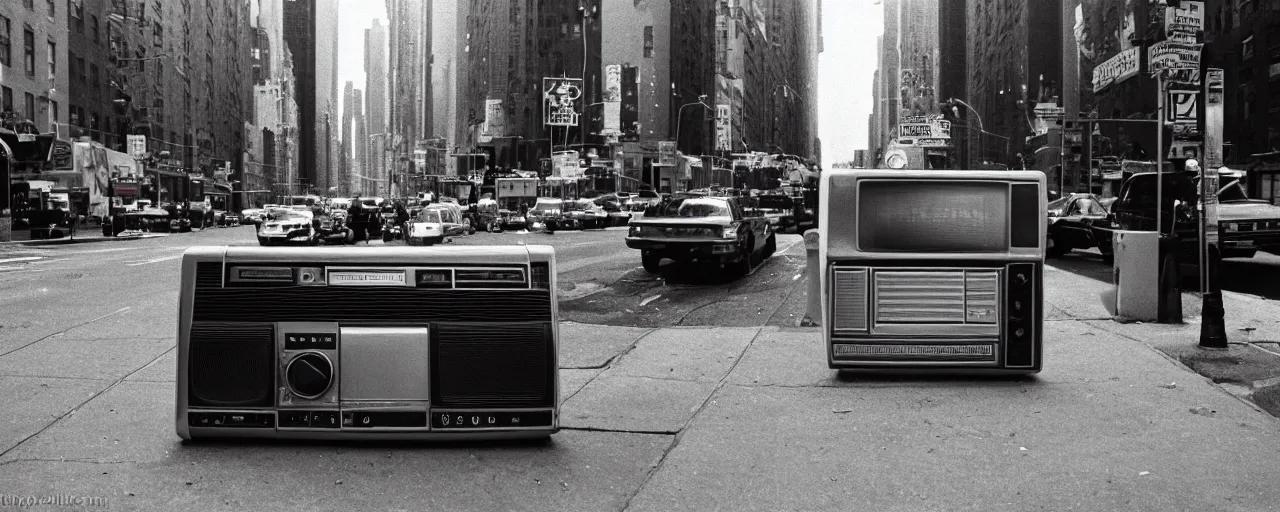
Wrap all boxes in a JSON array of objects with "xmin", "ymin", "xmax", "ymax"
[{"xmin": 286, "ymin": 353, "xmax": 333, "ymax": 399}]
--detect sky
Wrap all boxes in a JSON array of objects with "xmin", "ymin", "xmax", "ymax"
[
  {"xmin": 333, "ymin": 0, "xmax": 882, "ymax": 164},
  {"xmin": 336, "ymin": 1, "xmax": 388, "ymax": 121},
  {"xmin": 818, "ymin": 0, "xmax": 884, "ymax": 163}
]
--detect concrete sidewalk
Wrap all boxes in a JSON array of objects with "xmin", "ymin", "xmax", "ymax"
[{"xmin": 1, "ymin": 269, "xmax": 1279, "ymax": 511}]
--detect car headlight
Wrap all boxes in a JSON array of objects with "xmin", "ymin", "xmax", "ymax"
[
  {"xmin": 1224, "ymin": 223, "xmax": 1238, "ymax": 232},
  {"xmin": 721, "ymin": 227, "xmax": 738, "ymax": 239},
  {"xmin": 629, "ymin": 226, "xmax": 640, "ymax": 237}
]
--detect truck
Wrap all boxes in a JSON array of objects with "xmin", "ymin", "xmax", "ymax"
[{"xmin": 495, "ymin": 177, "xmax": 538, "ymax": 230}]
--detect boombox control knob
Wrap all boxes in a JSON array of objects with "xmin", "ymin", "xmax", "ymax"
[{"xmin": 286, "ymin": 353, "xmax": 333, "ymax": 399}]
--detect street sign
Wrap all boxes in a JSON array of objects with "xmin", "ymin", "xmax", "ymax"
[
  {"xmin": 1204, "ymin": 68, "xmax": 1225, "ymax": 168},
  {"xmin": 715, "ymin": 105, "xmax": 731, "ymax": 151},
  {"xmin": 1166, "ymin": 91, "xmax": 1198, "ymax": 123},
  {"xmin": 1149, "ymin": 41, "xmax": 1203, "ymax": 75},
  {"xmin": 543, "ymin": 78, "xmax": 583, "ymax": 127},
  {"xmin": 658, "ymin": 141, "xmax": 677, "ymax": 166},
  {"xmin": 1092, "ymin": 47, "xmax": 1141, "ymax": 92},
  {"xmin": 1165, "ymin": 1, "xmax": 1204, "ymax": 44},
  {"xmin": 128, "ymin": 135, "xmax": 147, "ymax": 158},
  {"xmin": 603, "ymin": 65, "xmax": 622, "ymax": 136}
]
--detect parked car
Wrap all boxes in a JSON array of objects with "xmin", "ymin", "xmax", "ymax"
[
  {"xmin": 528, "ymin": 198, "xmax": 565, "ymax": 231},
  {"xmin": 257, "ymin": 210, "xmax": 317, "ymax": 246},
  {"xmin": 1111, "ymin": 170, "xmax": 1280, "ymax": 263},
  {"xmin": 625, "ymin": 194, "xmax": 776, "ymax": 276},
  {"xmin": 565, "ymin": 199, "xmax": 609, "ymax": 229},
  {"xmin": 1047, "ymin": 193, "xmax": 1116, "ymax": 262}
]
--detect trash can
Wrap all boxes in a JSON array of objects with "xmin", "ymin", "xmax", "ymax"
[{"xmin": 1112, "ymin": 230, "xmax": 1160, "ymax": 321}]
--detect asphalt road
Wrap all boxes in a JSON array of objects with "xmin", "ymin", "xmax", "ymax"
[
  {"xmin": 0, "ymin": 225, "xmax": 811, "ymax": 334},
  {"xmin": 1047, "ymin": 245, "xmax": 1280, "ymax": 300}
]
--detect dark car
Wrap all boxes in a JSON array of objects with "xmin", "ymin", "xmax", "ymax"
[
  {"xmin": 1047, "ymin": 193, "xmax": 1117, "ymax": 261},
  {"xmin": 1111, "ymin": 171, "xmax": 1280, "ymax": 262},
  {"xmin": 625, "ymin": 195, "xmax": 776, "ymax": 276}
]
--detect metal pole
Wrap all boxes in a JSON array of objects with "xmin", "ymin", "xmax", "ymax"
[
  {"xmin": 1085, "ymin": 121, "xmax": 1093, "ymax": 193},
  {"xmin": 1156, "ymin": 75, "xmax": 1164, "ymax": 237}
]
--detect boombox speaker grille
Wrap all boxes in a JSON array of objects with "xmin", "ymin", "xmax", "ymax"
[
  {"xmin": 433, "ymin": 322, "xmax": 553, "ymax": 408},
  {"xmin": 189, "ymin": 322, "xmax": 275, "ymax": 408}
]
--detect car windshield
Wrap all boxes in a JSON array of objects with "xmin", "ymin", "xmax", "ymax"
[
  {"xmin": 1047, "ymin": 197, "xmax": 1071, "ymax": 211},
  {"xmin": 1217, "ymin": 180, "xmax": 1250, "ymax": 202},
  {"xmin": 534, "ymin": 200, "xmax": 562, "ymax": 211},
  {"xmin": 416, "ymin": 210, "xmax": 443, "ymax": 223},
  {"xmin": 658, "ymin": 198, "xmax": 732, "ymax": 218}
]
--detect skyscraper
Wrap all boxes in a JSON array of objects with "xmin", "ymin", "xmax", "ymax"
[
  {"xmin": 282, "ymin": 0, "xmax": 339, "ymax": 193},
  {"xmin": 341, "ymin": 81, "xmax": 354, "ymax": 195},
  {"xmin": 365, "ymin": 19, "xmax": 388, "ymax": 194},
  {"xmin": 387, "ymin": 0, "xmax": 433, "ymax": 189}
]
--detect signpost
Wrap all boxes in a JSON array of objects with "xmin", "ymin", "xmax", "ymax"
[{"xmin": 1092, "ymin": 47, "xmax": 1141, "ymax": 92}]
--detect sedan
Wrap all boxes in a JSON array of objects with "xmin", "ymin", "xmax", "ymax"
[
  {"xmin": 257, "ymin": 211, "xmax": 318, "ymax": 246},
  {"xmin": 1047, "ymin": 193, "xmax": 1116, "ymax": 262}
]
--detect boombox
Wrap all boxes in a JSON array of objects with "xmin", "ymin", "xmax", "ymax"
[{"xmin": 176, "ymin": 245, "xmax": 559, "ymax": 441}]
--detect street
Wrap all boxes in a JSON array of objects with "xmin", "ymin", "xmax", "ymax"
[{"xmin": 3, "ymin": 229, "xmax": 1280, "ymax": 510}]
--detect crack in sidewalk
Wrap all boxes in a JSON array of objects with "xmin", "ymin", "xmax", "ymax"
[
  {"xmin": 0, "ymin": 457, "xmax": 142, "ymax": 466},
  {"xmin": 0, "ymin": 347, "xmax": 172, "ymax": 461},
  {"xmin": 0, "ymin": 307, "xmax": 133, "ymax": 358},
  {"xmin": 560, "ymin": 426, "xmax": 678, "ymax": 436}
]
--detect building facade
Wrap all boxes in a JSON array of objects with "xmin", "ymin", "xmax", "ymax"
[
  {"xmin": 65, "ymin": 0, "xmax": 114, "ymax": 148},
  {"xmin": 965, "ymin": 0, "xmax": 1061, "ymax": 168},
  {"xmin": 0, "ymin": 0, "xmax": 69, "ymax": 136}
]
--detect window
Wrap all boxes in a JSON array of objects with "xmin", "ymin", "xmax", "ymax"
[
  {"xmin": 47, "ymin": 0, "xmax": 55, "ymax": 17},
  {"xmin": 77, "ymin": 56, "xmax": 86, "ymax": 84},
  {"xmin": 90, "ymin": 112, "xmax": 99, "ymax": 132},
  {"xmin": 1, "ymin": 86, "xmax": 12, "ymax": 111},
  {"xmin": 24, "ymin": 92, "xmax": 35, "ymax": 121},
  {"xmin": 0, "ymin": 16, "xmax": 10, "ymax": 67},
  {"xmin": 50, "ymin": 99, "xmax": 57, "ymax": 122},
  {"xmin": 24, "ymin": 28, "xmax": 35, "ymax": 75},
  {"xmin": 91, "ymin": 16, "xmax": 98, "ymax": 43},
  {"xmin": 90, "ymin": 63, "xmax": 98, "ymax": 88},
  {"xmin": 46, "ymin": 40, "xmax": 54, "ymax": 79},
  {"xmin": 644, "ymin": 26, "xmax": 654, "ymax": 58},
  {"xmin": 69, "ymin": 104, "xmax": 78, "ymax": 125}
]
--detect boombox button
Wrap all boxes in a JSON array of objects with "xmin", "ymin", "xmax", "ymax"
[{"xmin": 311, "ymin": 412, "xmax": 340, "ymax": 429}]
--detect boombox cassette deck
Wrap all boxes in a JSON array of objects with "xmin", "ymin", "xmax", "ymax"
[{"xmin": 176, "ymin": 245, "xmax": 560, "ymax": 441}]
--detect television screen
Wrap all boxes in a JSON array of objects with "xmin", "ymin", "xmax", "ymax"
[{"xmin": 856, "ymin": 181, "xmax": 1009, "ymax": 252}]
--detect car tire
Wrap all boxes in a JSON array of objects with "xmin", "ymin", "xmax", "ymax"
[
  {"xmin": 1047, "ymin": 235, "xmax": 1067, "ymax": 258},
  {"xmin": 258, "ymin": 238, "xmax": 271, "ymax": 246},
  {"xmin": 734, "ymin": 236, "xmax": 754, "ymax": 277},
  {"xmin": 641, "ymin": 251, "xmax": 662, "ymax": 273},
  {"xmin": 383, "ymin": 230, "xmax": 394, "ymax": 243},
  {"xmin": 763, "ymin": 233, "xmax": 777, "ymax": 259}
]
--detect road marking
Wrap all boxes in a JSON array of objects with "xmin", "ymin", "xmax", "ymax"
[
  {"xmin": 125, "ymin": 254, "xmax": 183, "ymax": 266},
  {"xmin": 0, "ymin": 257, "xmax": 42, "ymax": 264}
]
